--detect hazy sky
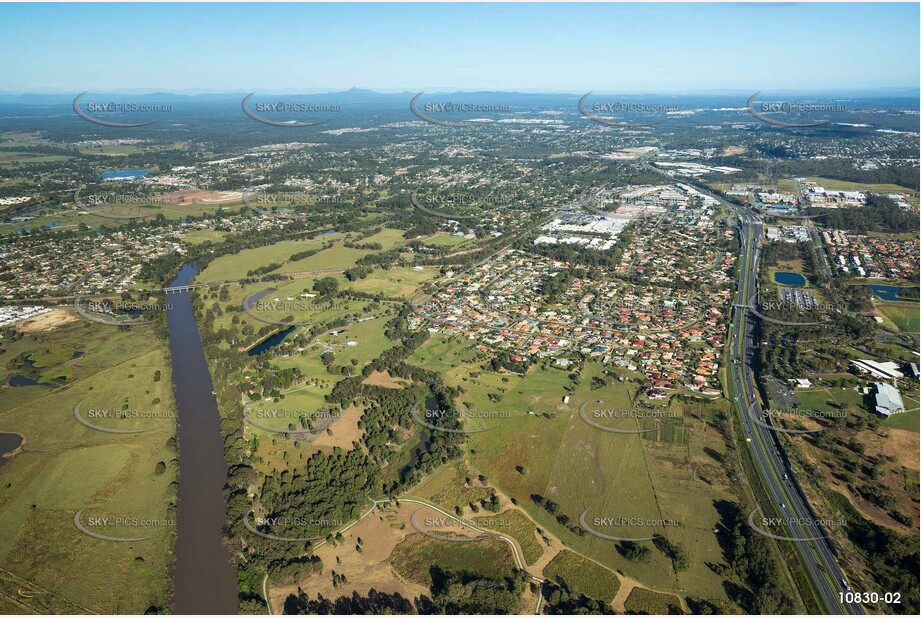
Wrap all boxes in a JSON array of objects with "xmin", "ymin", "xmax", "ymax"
[{"xmin": 1, "ymin": 2, "xmax": 918, "ymax": 93}]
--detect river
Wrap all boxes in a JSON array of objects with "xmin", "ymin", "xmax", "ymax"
[{"xmin": 166, "ymin": 263, "xmax": 239, "ymax": 613}]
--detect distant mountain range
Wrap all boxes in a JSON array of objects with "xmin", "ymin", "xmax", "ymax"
[{"xmin": 0, "ymin": 87, "xmax": 918, "ymax": 106}]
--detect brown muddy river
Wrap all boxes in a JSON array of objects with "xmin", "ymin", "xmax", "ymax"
[{"xmin": 166, "ymin": 263, "xmax": 238, "ymax": 613}]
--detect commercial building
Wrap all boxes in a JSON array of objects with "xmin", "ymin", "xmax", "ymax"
[{"xmin": 873, "ymin": 382, "xmax": 905, "ymax": 417}]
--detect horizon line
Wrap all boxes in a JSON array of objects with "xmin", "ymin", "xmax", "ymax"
[{"xmin": 2, "ymin": 86, "xmax": 919, "ymax": 97}]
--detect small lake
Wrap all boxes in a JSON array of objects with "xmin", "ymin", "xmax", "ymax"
[
  {"xmin": 8, "ymin": 375, "xmax": 52, "ymax": 387},
  {"xmin": 0, "ymin": 433, "xmax": 23, "ymax": 469},
  {"xmin": 866, "ymin": 284, "xmax": 916, "ymax": 303},
  {"xmin": 98, "ymin": 169, "xmax": 150, "ymax": 180},
  {"xmin": 774, "ymin": 271, "xmax": 807, "ymax": 287},
  {"xmin": 248, "ymin": 326, "xmax": 295, "ymax": 356}
]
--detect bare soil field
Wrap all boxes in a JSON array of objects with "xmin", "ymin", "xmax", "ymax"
[
  {"xmin": 160, "ymin": 189, "xmax": 242, "ymax": 204},
  {"xmin": 15, "ymin": 308, "xmax": 79, "ymax": 332},
  {"xmin": 311, "ymin": 404, "xmax": 366, "ymax": 449},
  {"xmin": 860, "ymin": 427, "xmax": 920, "ymax": 471},
  {"xmin": 269, "ymin": 502, "xmax": 429, "ymax": 611},
  {"xmin": 362, "ymin": 371, "xmax": 409, "ymax": 389}
]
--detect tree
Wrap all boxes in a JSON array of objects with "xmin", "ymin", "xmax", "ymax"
[{"xmin": 314, "ymin": 277, "xmax": 339, "ymax": 296}]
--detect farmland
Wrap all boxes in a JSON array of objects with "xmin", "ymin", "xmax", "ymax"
[
  {"xmin": 403, "ymin": 343, "xmax": 740, "ymax": 601},
  {"xmin": 0, "ymin": 315, "xmax": 177, "ymax": 613}
]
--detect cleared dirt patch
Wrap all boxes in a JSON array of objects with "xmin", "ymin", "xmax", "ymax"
[
  {"xmin": 269, "ymin": 503, "xmax": 426, "ymax": 611},
  {"xmin": 311, "ymin": 404, "xmax": 366, "ymax": 449},
  {"xmin": 159, "ymin": 189, "xmax": 242, "ymax": 204},
  {"xmin": 16, "ymin": 308, "xmax": 79, "ymax": 332},
  {"xmin": 363, "ymin": 371, "xmax": 409, "ymax": 389}
]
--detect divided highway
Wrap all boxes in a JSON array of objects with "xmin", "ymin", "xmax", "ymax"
[
  {"xmin": 713, "ymin": 188, "xmax": 864, "ymax": 615},
  {"xmin": 637, "ymin": 156, "xmax": 863, "ymax": 613}
]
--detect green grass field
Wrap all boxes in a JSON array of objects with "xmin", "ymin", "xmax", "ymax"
[
  {"xmin": 882, "ymin": 409, "xmax": 920, "ymax": 432},
  {"xmin": 422, "ymin": 232, "xmax": 471, "ymax": 248},
  {"xmin": 389, "ymin": 533, "xmax": 516, "ymax": 588},
  {"xmin": 0, "ymin": 152, "xmax": 72, "ymax": 167},
  {"xmin": 196, "ymin": 235, "xmax": 344, "ymax": 282},
  {"xmin": 445, "ymin": 359, "xmax": 736, "ymax": 599},
  {"xmin": 342, "ymin": 266, "xmax": 438, "ymax": 299},
  {"xmin": 623, "ymin": 587, "xmax": 684, "ymax": 614},
  {"xmin": 473, "ymin": 509, "xmax": 544, "ymax": 566},
  {"xmin": 410, "ymin": 464, "xmax": 493, "ymax": 515},
  {"xmin": 181, "ymin": 229, "xmax": 230, "ymax": 245},
  {"xmin": 196, "ymin": 229, "xmax": 412, "ymax": 283},
  {"xmin": 407, "ymin": 335, "xmax": 483, "ymax": 375},
  {"xmin": 0, "ymin": 318, "xmax": 177, "ymax": 613},
  {"xmin": 878, "ymin": 302, "xmax": 920, "ymax": 333},
  {"xmin": 794, "ymin": 386, "xmax": 866, "ymax": 417},
  {"xmin": 807, "ymin": 177, "xmax": 919, "ymax": 197},
  {"xmin": 543, "ymin": 549, "xmax": 620, "ymax": 602},
  {"xmin": 272, "ymin": 244, "xmax": 368, "ymax": 275},
  {"xmin": 0, "ymin": 201, "xmax": 250, "ymax": 235}
]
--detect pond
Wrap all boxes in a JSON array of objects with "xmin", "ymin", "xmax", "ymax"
[
  {"xmin": 866, "ymin": 284, "xmax": 916, "ymax": 303},
  {"xmin": 0, "ymin": 433, "xmax": 23, "ymax": 470},
  {"xmin": 774, "ymin": 271, "xmax": 807, "ymax": 287},
  {"xmin": 98, "ymin": 169, "xmax": 150, "ymax": 180},
  {"xmin": 8, "ymin": 375, "xmax": 52, "ymax": 387},
  {"xmin": 400, "ymin": 397, "xmax": 437, "ymax": 480},
  {"xmin": 247, "ymin": 326, "xmax": 296, "ymax": 356}
]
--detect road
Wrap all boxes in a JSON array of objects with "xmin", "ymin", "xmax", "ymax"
[
  {"xmin": 707, "ymin": 186, "xmax": 864, "ymax": 615},
  {"xmin": 638, "ymin": 158, "xmax": 863, "ymax": 613},
  {"xmin": 262, "ymin": 497, "xmax": 545, "ymax": 615}
]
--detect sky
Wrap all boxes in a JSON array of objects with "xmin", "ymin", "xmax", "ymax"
[{"xmin": 1, "ymin": 2, "xmax": 918, "ymax": 93}]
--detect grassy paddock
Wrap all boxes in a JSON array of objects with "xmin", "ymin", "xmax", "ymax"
[
  {"xmin": 389, "ymin": 533, "xmax": 515, "ymax": 588},
  {"xmin": 0, "ymin": 318, "xmax": 177, "ymax": 613},
  {"xmin": 543, "ymin": 549, "xmax": 620, "ymax": 602}
]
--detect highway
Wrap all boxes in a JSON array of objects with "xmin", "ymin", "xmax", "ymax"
[
  {"xmin": 708, "ymin": 186, "xmax": 864, "ymax": 615},
  {"xmin": 636, "ymin": 157, "xmax": 863, "ymax": 613}
]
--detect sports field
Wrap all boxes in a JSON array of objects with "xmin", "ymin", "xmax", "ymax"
[
  {"xmin": 878, "ymin": 302, "xmax": 920, "ymax": 333},
  {"xmin": 196, "ymin": 234, "xmax": 345, "ymax": 282},
  {"xmin": 342, "ymin": 266, "xmax": 439, "ymax": 299}
]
